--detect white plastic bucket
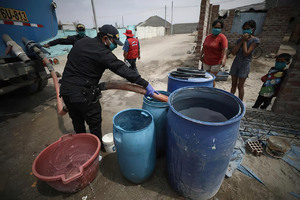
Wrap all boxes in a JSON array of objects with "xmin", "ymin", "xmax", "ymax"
[{"xmin": 102, "ymin": 133, "xmax": 116, "ymax": 153}]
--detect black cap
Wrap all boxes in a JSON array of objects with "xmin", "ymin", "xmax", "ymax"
[
  {"xmin": 76, "ymin": 23, "xmax": 85, "ymax": 31},
  {"xmin": 99, "ymin": 24, "xmax": 123, "ymax": 46}
]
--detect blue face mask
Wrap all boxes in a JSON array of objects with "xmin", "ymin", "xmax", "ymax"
[
  {"xmin": 109, "ymin": 41, "xmax": 117, "ymax": 51},
  {"xmin": 275, "ymin": 62, "xmax": 286, "ymax": 70},
  {"xmin": 243, "ymin": 29, "xmax": 252, "ymax": 35},
  {"xmin": 78, "ymin": 31, "xmax": 86, "ymax": 37},
  {"xmin": 212, "ymin": 28, "xmax": 221, "ymax": 35}
]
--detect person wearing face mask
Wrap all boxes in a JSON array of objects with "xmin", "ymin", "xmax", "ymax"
[
  {"xmin": 199, "ymin": 19, "xmax": 228, "ymax": 87},
  {"xmin": 229, "ymin": 20, "xmax": 260, "ymax": 101},
  {"xmin": 43, "ymin": 23, "xmax": 87, "ymax": 48},
  {"xmin": 252, "ymin": 53, "xmax": 291, "ymax": 109},
  {"xmin": 59, "ymin": 24, "xmax": 157, "ymax": 151}
]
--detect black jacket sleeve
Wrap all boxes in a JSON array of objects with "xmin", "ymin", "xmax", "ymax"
[
  {"xmin": 100, "ymin": 48, "xmax": 148, "ymax": 88},
  {"xmin": 48, "ymin": 35, "xmax": 78, "ymax": 46}
]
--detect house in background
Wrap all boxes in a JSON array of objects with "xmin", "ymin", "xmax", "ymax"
[
  {"xmin": 61, "ymin": 23, "xmax": 76, "ymax": 31},
  {"xmin": 173, "ymin": 23, "xmax": 198, "ymax": 34},
  {"xmin": 136, "ymin": 16, "xmax": 171, "ymax": 39},
  {"xmin": 136, "ymin": 15, "xmax": 198, "ymax": 39}
]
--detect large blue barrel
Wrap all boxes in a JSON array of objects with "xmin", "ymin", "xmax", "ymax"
[
  {"xmin": 167, "ymin": 86, "xmax": 245, "ymax": 200},
  {"xmin": 142, "ymin": 91, "xmax": 170, "ymax": 157},
  {"xmin": 113, "ymin": 108, "xmax": 155, "ymax": 183},
  {"xmin": 167, "ymin": 72, "xmax": 215, "ymax": 92}
]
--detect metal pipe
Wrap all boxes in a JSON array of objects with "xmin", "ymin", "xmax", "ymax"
[
  {"xmin": 91, "ymin": 0, "xmax": 99, "ymax": 32},
  {"xmin": 2, "ymin": 34, "xmax": 30, "ymax": 62}
]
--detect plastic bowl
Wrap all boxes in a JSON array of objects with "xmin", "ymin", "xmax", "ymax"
[{"xmin": 32, "ymin": 133, "xmax": 100, "ymax": 193}]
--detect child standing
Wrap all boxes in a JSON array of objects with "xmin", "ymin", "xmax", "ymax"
[
  {"xmin": 252, "ymin": 53, "xmax": 291, "ymax": 109},
  {"xmin": 229, "ymin": 20, "xmax": 260, "ymax": 101}
]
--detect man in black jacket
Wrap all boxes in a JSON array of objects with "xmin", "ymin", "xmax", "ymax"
[
  {"xmin": 43, "ymin": 23, "xmax": 87, "ymax": 47},
  {"xmin": 60, "ymin": 24, "xmax": 157, "ymax": 150}
]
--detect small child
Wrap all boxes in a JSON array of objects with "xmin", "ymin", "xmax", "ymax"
[{"xmin": 252, "ymin": 53, "xmax": 291, "ymax": 109}]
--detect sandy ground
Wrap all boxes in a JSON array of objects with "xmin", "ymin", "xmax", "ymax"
[{"xmin": 0, "ymin": 34, "xmax": 299, "ymax": 200}]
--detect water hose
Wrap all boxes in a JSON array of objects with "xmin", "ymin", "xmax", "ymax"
[
  {"xmin": 170, "ymin": 67, "xmax": 208, "ymax": 79},
  {"xmin": 22, "ymin": 37, "xmax": 67, "ymax": 116},
  {"xmin": 22, "ymin": 38, "xmax": 168, "ymax": 116},
  {"xmin": 98, "ymin": 81, "xmax": 169, "ymax": 102}
]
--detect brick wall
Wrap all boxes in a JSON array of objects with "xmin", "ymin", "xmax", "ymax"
[
  {"xmin": 195, "ymin": 0, "xmax": 292, "ymax": 66},
  {"xmin": 211, "ymin": 5, "xmax": 220, "ymax": 24},
  {"xmin": 272, "ymin": 44, "xmax": 300, "ymax": 116},
  {"xmin": 195, "ymin": 0, "xmax": 211, "ymax": 66},
  {"xmin": 222, "ymin": 7, "xmax": 291, "ymax": 55},
  {"xmin": 258, "ymin": 7, "xmax": 291, "ymax": 55}
]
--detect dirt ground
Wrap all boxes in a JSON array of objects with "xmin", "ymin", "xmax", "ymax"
[{"xmin": 0, "ymin": 34, "xmax": 299, "ymax": 200}]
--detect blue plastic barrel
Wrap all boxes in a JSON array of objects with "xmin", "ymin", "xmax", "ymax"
[
  {"xmin": 142, "ymin": 91, "xmax": 170, "ymax": 157},
  {"xmin": 113, "ymin": 108, "xmax": 155, "ymax": 183},
  {"xmin": 167, "ymin": 72, "xmax": 215, "ymax": 92},
  {"xmin": 166, "ymin": 86, "xmax": 245, "ymax": 200}
]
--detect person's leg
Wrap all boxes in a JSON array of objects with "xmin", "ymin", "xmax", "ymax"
[
  {"xmin": 237, "ymin": 77, "xmax": 247, "ymax": 101},
  {"xmin": 210, "ymin": 64, "xmax": 221, "ymax": 88},
  {"xmin": 62, "ymin": 96, "xmax": 86, "ymax": 133},
  {"xmin": 128, "ymin": 59, "xmax": 139, "ymax": 75},
  {"xmin": 84, "ymin": 101, "xmax": 102, "ymax": 141},
  {"xmin": 230, "ymin": 75, "xmax": 238, "ymax": 95},
  {"xmin": 252, "ymin": 95, "xmax": 264, "ymax": 108},
  {"xmin": 260, "ymin": 96, "xmax": 273, "ymax": 109}
]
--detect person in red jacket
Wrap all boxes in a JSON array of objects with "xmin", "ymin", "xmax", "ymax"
[
  {"xmin": 199, "ymin": 19, "xmax": 228, "ymax": 87},
  {"xmin": 123, "ymin": 30, "xmax": 141, "ymax": 75}
]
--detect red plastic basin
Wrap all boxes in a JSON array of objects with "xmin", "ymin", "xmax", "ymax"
[{"xmin": 32, "ymin": 133, "xmax": 100, "ymax": 193}]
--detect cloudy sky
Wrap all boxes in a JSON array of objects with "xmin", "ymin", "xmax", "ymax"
[{"xmin": 54, "ymin": 0, "xmax": 264, "ymax": 28}]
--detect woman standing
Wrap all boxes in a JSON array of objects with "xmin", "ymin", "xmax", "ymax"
[
  {"xmin": 229, "ymin": 20, "xmax": 260, "ymax": 101},
  {"xmin": 200, "ymin": 19, "xmax": 228, "ymax": 87}
]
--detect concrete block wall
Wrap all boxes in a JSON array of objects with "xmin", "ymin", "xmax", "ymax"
[
  {"xmin": 272, "ymin": 44, "xmax": 300, "ymax": 116},
  {"xmin": 136, "ymin": 26, "xmax": 165, "ymax": 39}
]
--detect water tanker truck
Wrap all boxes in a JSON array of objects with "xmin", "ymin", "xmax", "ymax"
[{"xmin": 0, "ymin": 0, "xmax": 58, "ymax": 95}]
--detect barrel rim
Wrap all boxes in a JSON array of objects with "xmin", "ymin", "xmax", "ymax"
[
  {"xmin": 168, "ymin": 72, "xmax": 216, "ymax": 83},
  {"xmin": 113, "ymin": 108, "xmax": 154, "ymax": 132},
  {"xmin": 143, "ymin": 90, "xmax": 170, "ymax": 108},
  {"xmin": 168, "ymin": 86, "xmax": 245, "ymax": 126}
]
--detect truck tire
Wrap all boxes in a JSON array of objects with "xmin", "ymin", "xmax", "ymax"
[
  {"xmin": 19, "ymin": 77, "xmax": 48, "ymax": 95},
  {"xmin": 38, "ymin": 78, "xmax": 48, "ymax": 91}
]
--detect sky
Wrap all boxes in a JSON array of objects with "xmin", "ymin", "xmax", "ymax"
[{"xmin": 54, "ymin": 0, "xmax": 264, "ymax": 28}]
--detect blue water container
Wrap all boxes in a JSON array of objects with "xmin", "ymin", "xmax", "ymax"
[
  {"xmin": 167, "ymin": 72, "xmax": 215, "ymax": 92},
  {"xmin": 142, "ymin": 91, "xmax": 170, "ymax": 157},
  {"xmin": 166, "ymin": 86, "xmax": 245, "ymax": 200},
  {"xmin": 113, "ymin": 109, "xmax": 155, "ymax": 183}
]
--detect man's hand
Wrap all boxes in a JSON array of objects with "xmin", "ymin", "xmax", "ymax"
[
  {"xmin": 43, "ymin": 44, "xmax": 50, "ymax": 48},
  {"xmin": 138, "ymin": 55, "xmax": 141, "ymax": 60},
  {"xmin": 145, "ymin": 84, "xmax": 158, "ymax": 97}
]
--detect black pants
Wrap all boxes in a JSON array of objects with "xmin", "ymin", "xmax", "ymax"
[
  {"xmin": 252, "ymin": 95, "xmax": 273, "ymax": 109},
  {"xmin": 62, "ymin": 96, "xmax": 102, "ymax": 141},
  {"xmin": 127, "ymin": 58, "xmax": 139, "ymax": 75}
]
